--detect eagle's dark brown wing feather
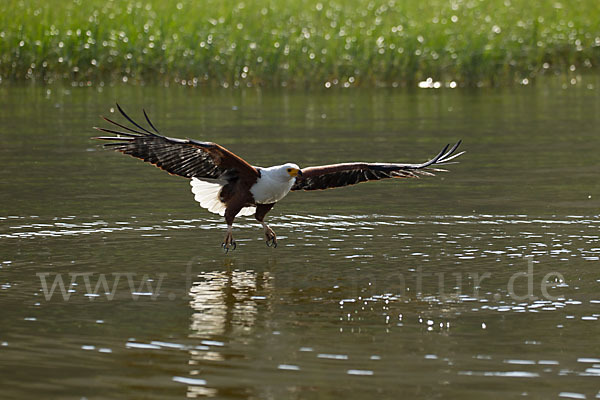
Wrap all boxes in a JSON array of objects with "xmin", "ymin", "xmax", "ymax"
[
  {"xmin": 291, "ymin": 141, "xmax": 464, "ymax": 191},
  {"xmin": 93, "ymin": 104, "xmax": 259, "ymax": 181}
]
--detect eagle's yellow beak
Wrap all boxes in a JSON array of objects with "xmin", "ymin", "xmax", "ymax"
[{"xmin": 288, "ymin": 168, "xmax": 302, "ymax": 177}]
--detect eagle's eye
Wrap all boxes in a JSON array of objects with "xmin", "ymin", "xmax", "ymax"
[{"xmin": 287, "ymin": 168, "xmax": 292, "ymax": 172}]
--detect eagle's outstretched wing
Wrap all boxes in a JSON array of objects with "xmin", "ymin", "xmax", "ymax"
[
  {"xmin": 291, "ymin": 141, "xmax": 464, "ymax": 191},
  {"xmin": 93, "ymin": 104, "xmax": 259, "ymax": 181}
]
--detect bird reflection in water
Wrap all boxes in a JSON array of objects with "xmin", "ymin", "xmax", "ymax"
[{"xmin": 186, "ymin": 260, "xmax": 274, "ymax": 397}]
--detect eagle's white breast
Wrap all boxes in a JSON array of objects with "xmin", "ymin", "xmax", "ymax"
[{"xmin": 250, "ymin": 164, "xmax": 297, "ymax": 204}]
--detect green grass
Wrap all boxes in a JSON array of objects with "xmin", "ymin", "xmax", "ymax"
[{"xmin": 1, "ymin": 0, "xmax": 599, "ymax": 87}]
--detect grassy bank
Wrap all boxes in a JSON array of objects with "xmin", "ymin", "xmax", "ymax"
[{"xmin": 1, "ymin": 0, "xmax": 599, "ymax": 87}]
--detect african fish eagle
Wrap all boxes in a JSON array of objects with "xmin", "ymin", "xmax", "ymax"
[{"xmin": 94, "ymin": 104, "xmax": 464, "ymax": 252}]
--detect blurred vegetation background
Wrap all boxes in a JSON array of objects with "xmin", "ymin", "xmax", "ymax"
[{"xmin": 1, "ymin": 0, "xmax": 599, "ymax": 87}]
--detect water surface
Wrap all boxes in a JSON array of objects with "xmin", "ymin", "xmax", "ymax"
[{"xmin": 0, "ymin": 82, "xmax": 599, "ymax": 399}]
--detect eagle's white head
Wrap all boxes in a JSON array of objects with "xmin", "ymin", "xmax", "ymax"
[{"xmin": 270, "ymin": 163, "xmax": 302, "ymax": 181}]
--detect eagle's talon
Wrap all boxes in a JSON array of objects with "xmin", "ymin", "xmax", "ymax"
[
  {"xmin": 264, "ymin": 226, "xmax": 277, "ymax": 248},
  {"xmin": 222, "ymin": 241, "xmax": 236, "ymax": 253},
  {"xmin": 222, "ymin": 230, "xmax": 236, "ymax": 253}
]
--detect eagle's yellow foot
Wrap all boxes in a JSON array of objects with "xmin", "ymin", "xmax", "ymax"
[
  {"xmin": 222, "ymin": 227, "xmax": 236, "ymax": 253},
  {"xmin": 263, "ymin": 224, "xmax": 277, "ymax": 248}
]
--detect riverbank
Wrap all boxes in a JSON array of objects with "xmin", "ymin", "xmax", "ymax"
[{"xmin": 2, "ymin": 0, "xmax": 599, "ymax": 87}]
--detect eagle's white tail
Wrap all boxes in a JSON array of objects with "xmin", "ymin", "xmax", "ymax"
[{"xmin": 190, "ymin": 178, "xmax": 256, "ymax": 217}]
